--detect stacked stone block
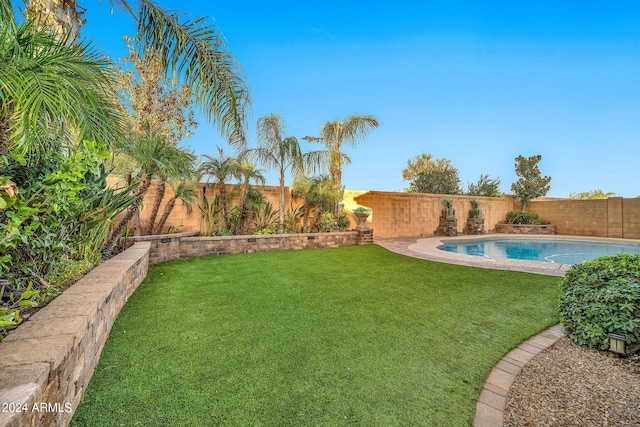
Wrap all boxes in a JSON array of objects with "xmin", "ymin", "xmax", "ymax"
[
  {"xmin": 437, "ymin": 218, "xmax": 458, "ymax": 236},
  {"xmin": 494, "ymin": 223, "xmax": 557, "ymax": 234},
  {"xmin": 0, "ymin": 243, "xmax": 150, "ymax": 427}
]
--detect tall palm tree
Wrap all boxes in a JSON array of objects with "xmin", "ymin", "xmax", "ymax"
[
  {"xmin": 102, "ymin": 125, "xmax": 195, "ymax": 255},
  {"xmin": 0, "ymin": 0, "xmax": 123, "ymax": 163},
  {"xmin": 303, "ymin": 114, "xmax": 378, "ymax": 190},
  {"xmin": 252, "ymin": 113, "xmax": 329, "ymax": 233},
  {"xmin": 232, "ymin": 159, "xmax": 265, "ymax": 235},
  {"xmin": 199, "ymin": 147, "xmax": 236, "ymax": 230},
  {"xmin": 23, "ymin": 0, "xmax": 250, "ymax": 146},
  {"xmin": 154, "ymin": 181, "xmax": 197, "ymax": 234}
]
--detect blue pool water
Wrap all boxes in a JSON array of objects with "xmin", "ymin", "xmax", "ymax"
[{"xmin": 439, "ymin": 238, "xmax": 640, "ymax": 264}]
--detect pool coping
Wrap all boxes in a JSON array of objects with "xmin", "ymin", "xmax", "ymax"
[{"xmin": 377, "ymin": 234, "xmax": 640, "ymax": 277}]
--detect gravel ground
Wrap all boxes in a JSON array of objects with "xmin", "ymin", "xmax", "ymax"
[{"xmin": 504, "ymin": 337, "xmax": 640, "ymax": 427}]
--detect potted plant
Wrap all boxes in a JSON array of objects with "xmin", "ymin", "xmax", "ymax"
[
  {"xmin": 352, "ymin": 206, "xmax": 372, "ymax": 230},
  {"xmin": 438, "ymin": 199, "xmax": 458, "ymax": 236},
  {"xmin": 466, "ymin": 200, "xmax": 485, "ymax": 235},
  {"xmin": 469, "ymin": 199, "xmax": 482, "ymax": 218},
  {"xmin": 441, "ymin": 198, "xmax": 456, "ymax": 219}
]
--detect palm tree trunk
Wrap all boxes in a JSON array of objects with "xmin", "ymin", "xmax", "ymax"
[
  {"xmin": 218, "ymin": 183, "xmax": 229, "ymax": 229},
  {"xmin": 278, "ymin": 171, "xmax": 285, "ymax": 234},
  {"xmin": 235, "ymin": 181, "xmax": 250, "ymax": 235},
  {"xmin": 102, "ymin": 175, "xmax": 151, "ymax": 257},
  {"xmin": 148, "ymin": 180, "xmax": 166, "ymax": 234},
  {"xmin": 155, "ymin": 196, "xmax": 177, "ymax": 234},
  {"xmin": 302, "ymin": 199, "xmax": 310, "ymax": 232},
  {"xmin": 27, "ymin": 0, "xmax": 84, "ymax": 43}
]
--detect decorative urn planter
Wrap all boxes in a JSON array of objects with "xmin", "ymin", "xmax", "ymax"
[{"xmin": 352, "ymin": 209, "xmax": 371, "ymax": 230}]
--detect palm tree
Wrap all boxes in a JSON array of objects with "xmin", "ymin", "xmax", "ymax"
[
  {"xmin": 291, "ymin": 175, "xmax": 338, "ymax": 232},
  {"xmin": 252, "ymin": 113, "xmax": 328, "ymax": 233},
  {"xmin": 23, "ymin": 0, "xmax": 250, "ymax": 146},
  {"xmin": 102, "ymin": 125, "xmax": 196, "ymax": 255},
  {"xmin": 147, "ymin": 153, "xmax": 196, "ymax": 234},
  {"xmin": 303, "ymin": 114, "xmax": 378, "ymax": 190},
  {"xmin": 232, "ymin": 159, "xmax": 266, "ymax": 235},
  {"xmin": 0, "ymin": 0, "xmax": 123, "ymax": 163},
  {"xmin": 291, "ymin": 175, "xmax": 313, "ymax": 232},
  {"xmin": 199, "ymin": 147, "xmax": 236, "ymax": 230},
  {"xmin": 154, "ymin": 181, "xmax": 197, "ymax": 234}
]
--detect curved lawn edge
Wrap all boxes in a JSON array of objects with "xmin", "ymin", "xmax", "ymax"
[
  {"xmin": 473, "ymin": 324, "xmax": 565, "ymax": 426},
  {"xmin": 0, "ymin": 242, "xmax": 150, "ymax": 427},
  {"xmin": 72, "ymin": 245, "xmax": 560, "ymax": 426}
]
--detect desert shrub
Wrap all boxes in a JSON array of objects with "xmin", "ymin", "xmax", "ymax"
[
  {"xmin": 505, "ymin": 210, "xmax": 541, "ymax": 225},
  {"xmin": 256, "ymin": 226, "xmax": 276, "ymax": 235},
  {"xmin": 336, "ymin": 212, "xmax": 351, "ymax": 230},
  {"xmin": 317, "ymin": 212, "xmax": 337, "ymax": 232},
  {"xmin": 558, "ymin": 253, "xmax": 640, "ymax": 354}
]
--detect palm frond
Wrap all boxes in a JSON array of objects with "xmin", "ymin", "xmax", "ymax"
[
  {"xmin": 136, "ymin": 1, "xmax": 250, "ymax": 147},
  {"xmin": 1, "ymin": 16, "xmax": 124, "ymax": 163}
]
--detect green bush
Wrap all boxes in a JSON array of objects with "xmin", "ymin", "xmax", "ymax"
[
  {"xmin": 558, "ymin": 253, "xmax": 640, "ymax": 354},
  {"xmin": 505, "ymin": 210, "xmax": 541, "ymax": 225}
]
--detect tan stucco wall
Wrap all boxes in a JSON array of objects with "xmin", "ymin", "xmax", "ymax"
[
  {"xmin": 352, "ymin": 191, "xmax": 518, "ymax": 238},
  {"xmin": 107, "ymin": 176, "xmax": 640, "ymax": 239},
  {"xmin": 106, "ymin": 175, "xmax": 305, "ymax": 234},
  {"xmin": 528, "ymin": 197, "xmax": 640, "ymax": 239}
]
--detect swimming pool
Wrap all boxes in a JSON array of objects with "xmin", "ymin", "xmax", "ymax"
[{"xmin": 439, "ymin": 238, "xmax": 640, "ymax": 264}]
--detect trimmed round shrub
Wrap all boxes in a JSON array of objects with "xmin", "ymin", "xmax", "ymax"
[{"xmin": 559, "ymin": 253, "xmax": 640, "ymax": 354}]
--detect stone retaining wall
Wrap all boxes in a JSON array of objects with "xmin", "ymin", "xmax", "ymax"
[
  {"xmin": 0, "ymin": 242, "xmax": 151, "ymax": 427},
  {"xmin": 131, "ymin": 231, "xmax": 364, "ymax": 264}
]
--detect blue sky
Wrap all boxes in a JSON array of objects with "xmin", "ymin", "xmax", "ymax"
[{"xmin": 80, "ymin": 1, "xmax": 639, "ymax": 197}]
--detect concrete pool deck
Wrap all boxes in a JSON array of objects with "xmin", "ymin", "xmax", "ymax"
[
  {"xmin": 374, "ymin": 233, "xmax": 640, "ymax": 426},
  {"xmin": 375, "ymin": 233, "xmax": 640, "ymax": 277}
]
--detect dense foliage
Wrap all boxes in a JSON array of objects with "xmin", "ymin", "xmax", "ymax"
[
  {"xmin": 568, "ymin": 189, "xmax": 616, "ymax": 200},
  {"xmin": 402, "ymin": 153, "xmax": 463, "ymax": 194},
  {"xmin": 0, "ymin": 142, "xmax": 135, "ymax": 338},
  {"xmin": 559, "ymin": 254, "xmax": 640, "ymax": 354},
  {"xmin": 505, "ymin": 210, "xmax": 542, "ymax": 225},
  {"xmin": 466, "ymin": 174, "xmax": 502, "ymax": 197}
]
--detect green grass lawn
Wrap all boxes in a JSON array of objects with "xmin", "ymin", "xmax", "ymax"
[{"xmin": 71, "ymin": 245, "xmax": 559, "ymax": 426}]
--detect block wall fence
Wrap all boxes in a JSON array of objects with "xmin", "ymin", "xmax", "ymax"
[
  {"xmin": 527, "ymin": 197, "xmax": 640, "ymax": 239},
  {"xmin": 0, "ymin": 242, "xmax": 151, "ymax": 427},
  {"xmin": 106, "ymin": 176, "xmax": 640, "ymax": 240},
  {"xmin": 353, "ymin": 192, "xmax": 518, "ymax": 239}
]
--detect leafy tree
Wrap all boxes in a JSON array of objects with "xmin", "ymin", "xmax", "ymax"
[
  {"xmin": 115, "ymin": 37, "xmax": 198, "ymax": 147},
  {"xmin": 510, "ymin": 154, "xmax": 551, "ymax": 210},
  {"xmin": 114, "ymin": 39, "xmax": 199, "ymax": 235},
  {"xmin": 466, "ymin": 174, "xmax": 502, "ymax": 197},
  {"xmin": 24, "ymin": 0, "xmax": 250, "ymax": 146},
  {"xmin": 568, "ymin": 189, "xmax": 616, "ymax": 200},
  {"xmin": 253, "ymin": 113, "xmax": 328, "ymax": 233},
  {"xmin": 303, "ymin": 114, "xmax": 378, "ymax": 190},
  {"xmin": 402, "ymin": 153, "xmax": 462, "ymax": 195}
]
